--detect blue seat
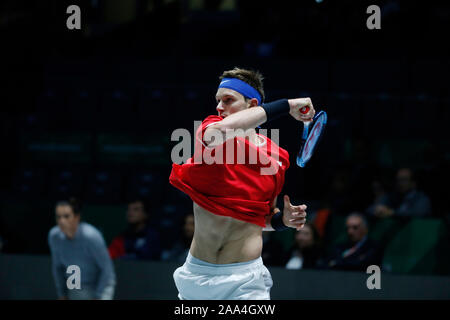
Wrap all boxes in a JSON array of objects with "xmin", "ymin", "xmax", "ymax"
[
  {"xmin": 101, "ymin": 89, "xmax": 134, "ymax": 112},
  {"xmin": 125, "ymin": 170, "xmax": 165, "ymax": 205},
  {"xmin": 84, "ymin": 170, "xmax": 123, "ymax": 203},
  {"xmin": 35, "ymin": 88, "xmax": 66, "ymax": 113},
  {"xmin": 98, "ymin": 89, "xmax": 138, "ymax": 131},
  {"xmin": 12, "ymin": 168, "xmax": 47, "ymax": 199},
  {"xmin": 35, "ymin": 88, "xmax": 70, "ymax": 131},
  {"xmin": 66, "ymin": 88, "xmax": 99, "ymax": 130},
  {"xmin": 48, "ymin": 168, "xmax": 84, "ymax": 201},
  {"xmin": 138, "ymin": 87, "xmax": 173, "ymax": 130}
]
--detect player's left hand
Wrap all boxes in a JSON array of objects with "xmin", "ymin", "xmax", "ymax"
[
  {"xmin": 287, "ymin": 98, "xmax": 316, "ymax": 123},
  {"xmin": 282, "ymin": 195, "xmax": 307, "ymax": 230}
]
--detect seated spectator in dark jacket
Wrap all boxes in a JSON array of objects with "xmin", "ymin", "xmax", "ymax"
[
  {"xmin": 108, "ymin": 199, "xmax": 161, "ymax": 260},
  {"xmin": 366, "ymin": 168, "xmax": 431, "ymax": 218},
  {"xmin": 285, "ymin": 222, "xmax": 322, "ymax": 270},
  {"xmin": 161, "ymin": 213, "xmax": 194, "ymax": 263},
  {"xmin": 319, "ymin": 213, "xmax": 382, "ymax": 271}
]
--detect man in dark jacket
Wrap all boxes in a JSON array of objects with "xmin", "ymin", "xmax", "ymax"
[
  {"xmin": 321, "ymin": 212, "xmax": 382, "ymax": 271},
  {"xmin": 366, "ymin": 168, "xmax": 431, "ymax": 218},
  {"xmin": 108, "ymin": 199, "xmax": 161, "ymax": 260}
]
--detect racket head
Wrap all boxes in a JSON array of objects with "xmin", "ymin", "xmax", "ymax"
[{"xmin": 296, "ymin": 110, "xmax": 327, "ymax": 167}]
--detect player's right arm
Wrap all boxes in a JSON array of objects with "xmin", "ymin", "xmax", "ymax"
[
  {"xmin": 203, "ymin": 98, "xmax": 315, "ymax": 147},
  {"xmin": 203, "ymin": 106, "xmax": 267, "ymax": 147}
]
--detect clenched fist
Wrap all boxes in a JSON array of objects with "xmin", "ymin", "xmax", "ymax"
[{"xmin": 288, "ymin": 97, "xmax": 315, "ymax": 123}]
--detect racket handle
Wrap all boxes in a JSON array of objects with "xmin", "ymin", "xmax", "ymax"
[{"xmin": 300, "ymin": 106, "xmax": 310, "ymax": 114}]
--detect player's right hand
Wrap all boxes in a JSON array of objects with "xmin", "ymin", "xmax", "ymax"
[{"xmin": 287, "ymin": 97, "xmax": 315, "ymax": 122}]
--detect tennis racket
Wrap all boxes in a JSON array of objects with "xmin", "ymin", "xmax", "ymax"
[{"xmin": 296, "ymin": 107, "xmax": 327, "ymax": 167}]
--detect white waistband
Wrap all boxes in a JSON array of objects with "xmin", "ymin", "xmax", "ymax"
[{"xmin": 185, "ymin": 252, "xmax": 264, "ymax": 275}]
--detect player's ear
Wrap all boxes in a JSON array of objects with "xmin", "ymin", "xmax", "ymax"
[{"xmin": 248, "ymin": 98, "xmax": 259, "ymax": 108}]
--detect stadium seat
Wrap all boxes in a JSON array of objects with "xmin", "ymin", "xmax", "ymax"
[
  {"xmin": 101, "ymin": 88, "xmax": 134, "ymax": 111},
  {"xmin": 48, "ymin": 168, "xmax": 85, "ymax": 201},
  {"xmin": 326, "ymin": 93, "xmax": 362, "ymax": 137},
  {"xmin": 178, "ymin": 86, "xmax": 215, "ymax": 121},
  {"xmin": 137, "ymin": 87, "xmax": 173, "ymax": 131},
  {"xmin": 98, "ymin": 88, "xmax": 138, "ymax": 131},
  {"xmin": 16, "ymin": 113, "xmax": 51, "ymax": 133},
  {"xmin": 373, "ymin": 138, "xmax": 433, "ymax": 169},
  {"xmin": 382, "ymin": 218, "xmax": 449, "ymax": 274},
  {"xmin": 66, "ymin": 88, "xmax": 99, "ymax": 131},
  {"xmin": 84, "ymin": 170, "xmax": 123, "ymax": 204},
  {"xmin": 125, "ymin": 170, "xmax": 165, "ymax": 205},
  {"xmin": 368, "ymin": 217, "xmax": 409, "ymax": 249},
  {"xmin": 35, "ymin": 88, "xmax": 66, "ymax": 113},
  {"xmin": 18, "ymin": 132, "xmax": 93, "ymax": 167},
  {"xmin": 35, "ymin": 88, "xmax": 71, "ymax": 131},
  {"xmin": 11, "ymin": 168, "xmax": 48, "ymax": 200},
  {"xmin": 95, "ymin": 132, "xmax": 170, "ymax": 167}
]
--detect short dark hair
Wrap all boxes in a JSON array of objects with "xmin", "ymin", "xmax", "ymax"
[
  {"xmin": 219, "ymin": 67, "xmax": 265, "ymax": 103},
  {"xmin": 127, "ymin": 198, "xmax": 150, "ymax": 215},
  {"xmin": 55, "ymin": 197, "xmax": 82, "ymax": 216}
]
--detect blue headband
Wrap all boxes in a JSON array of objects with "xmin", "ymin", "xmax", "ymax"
[{"xmin": 218, "ymin": 78, "xmax": 262, "ymax": 105}]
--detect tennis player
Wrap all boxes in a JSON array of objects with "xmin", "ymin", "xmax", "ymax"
[{"xmin": 169, "ymin": 67, "xmax": 315, "ymax": 300}]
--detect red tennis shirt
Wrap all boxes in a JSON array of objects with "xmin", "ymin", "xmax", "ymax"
[{"xmin": 169, "ymin": 115, "xmax": 290, "ymax": 227}]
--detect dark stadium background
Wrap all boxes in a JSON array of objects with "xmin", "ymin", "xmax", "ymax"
[{"xmin": 1, "ymin": 0, "xmax": 449, "ymax": 299}]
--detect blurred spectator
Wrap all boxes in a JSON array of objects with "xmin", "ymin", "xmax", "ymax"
[
  {"xmin": 363, "ymin": 173, "xmax": 391, "ymax": 217},
  {"xmin": 261, "ymin": 231, "xmax": 287, "ymax": 266},
  {"xmin": 322, "ymin": 169, "xmax": 354, "ymax": 216},
  {"xmin": 285, "ymin": 222, "xmax": 322, "ymax": 270},
  {"xmin": 366, "ymin": 168, "xmax": 432, "ymax": 218},
  {"xmin": 161, "ymin": 213, "xmax": 194, "ymax": 263},
  {"xmin": 370, "ymin": 178, "xmax": 390, "ymax": 206},
  {"xmin": 108, "ymin": 199, "xmax": 162, "ymax": 260},
  {"xmin": 318, "ymin": 212, "xmax": 382, "ymax": 271},
  {"xmin": 48, "ymin": 198, "xmax": 116, "ymax": 300}
]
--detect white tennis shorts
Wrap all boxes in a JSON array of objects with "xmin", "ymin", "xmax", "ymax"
[{"xmin": 173, "ymin": 252, "xmax": 273, "ymax": 300}]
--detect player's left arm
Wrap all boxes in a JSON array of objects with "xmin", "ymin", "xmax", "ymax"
[{"xmin": 263, "ymin": 195, "xmax": 307, "ymax": 231}]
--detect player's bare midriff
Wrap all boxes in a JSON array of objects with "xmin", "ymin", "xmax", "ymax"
[{"xmin": 190, "ymin": 202, "xmax": 263, "ymax": 264}]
